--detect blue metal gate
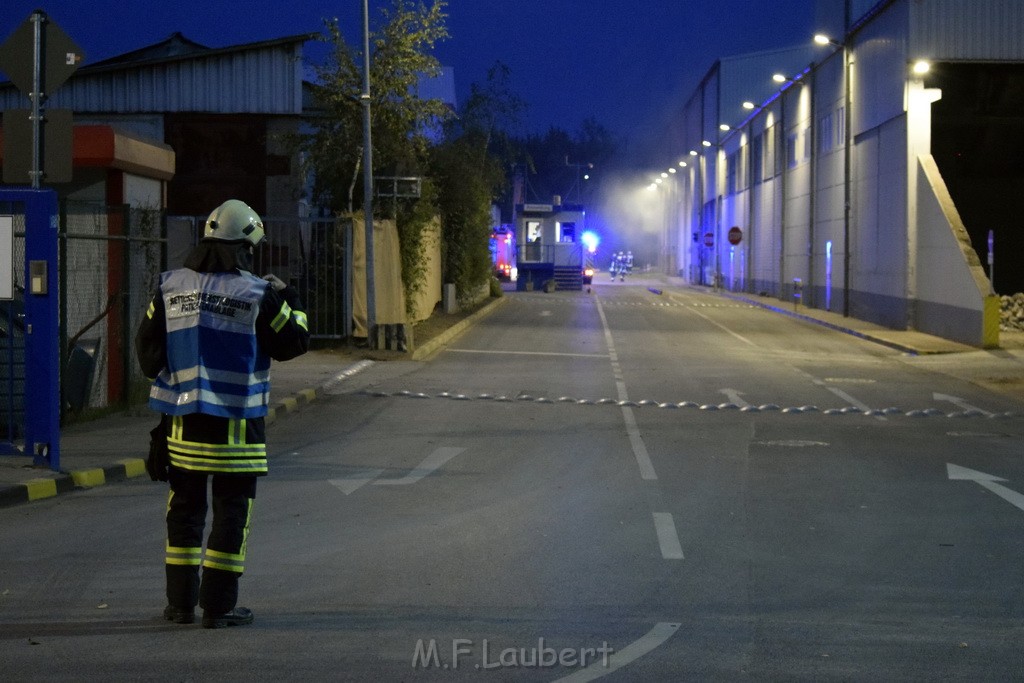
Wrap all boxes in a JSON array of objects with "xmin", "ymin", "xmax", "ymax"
[
  {"xmin": 0, "ymin": 210, "xmax": 25, "ymax": 453},
  {"xmin": 0, "ymin": 189, "xmax": 60, "ymax": 468},
  {"xmin": 0, "ymin": 293, "xmax": 25, "ymax": 453}
]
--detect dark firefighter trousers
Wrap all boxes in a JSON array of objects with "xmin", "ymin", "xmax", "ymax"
[{"xmin": 165, "ymin": 467, "xmax": 257, "ymax": 615}]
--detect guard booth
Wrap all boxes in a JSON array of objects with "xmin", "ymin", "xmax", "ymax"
[
  {"xmin": 0, "ymin": 189, "xmax": 60, "ymax": 466},
  {"xmin": 515, "ymin": 198, "xmax": 586, "ymax": 291}
]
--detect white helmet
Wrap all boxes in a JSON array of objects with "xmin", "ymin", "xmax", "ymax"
[{"xmin": 203, "ymin": 199, "xmax": 265, "ymax": 246}]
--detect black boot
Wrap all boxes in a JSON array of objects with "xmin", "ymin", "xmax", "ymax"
[
  {"xmin": 163, "ymin": 605, "xmax": 195, "ymax": 624},
  {"xmin": 202, "ymin": 607, "xmax": 254, "ymax": 629}
]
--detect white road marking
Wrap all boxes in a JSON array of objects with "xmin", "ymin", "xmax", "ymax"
[
  {"xmin": 680, "ymin": 304, "xmax": 755, "ymax": 346},
  {"xmin": 652, "ymin": 512, "xmax": 685, "ymax": 559},
  {"xmin": 596, "ymin": 298, "xmax": 658, "ymax": 481},
  {"xmin": 826, "ymin": 387, "xmax": 873, "ymax": 413},
  {"xmin": 791, "ymin": 365, "xmax": 886, "ymax": 421},
  {"xmin": 328, "ymin": 469, "xmax": 384, "ymax": 495},
  {"xmin": 553, "ymin": 622, "xmax": 681, "ymax": 682},
  {"xmin": 948, "ymin": 464, "xmax": 1024, "ymax": 513},
  {"xmin": 934, "ymin": 393, "xmax": 994, "ymax": 417},
  {"xmin": 719, "ymin": 388, "xmax": 750, "ymax": 408},
  {"xmin": 374, "ymin": 447, "xmax": 465, "ymax": 486},
  {"xmin": 622, "ymin": 407, "xmax": 658, "ymax": 481},
  {"xmin": 447, "ymin": 349, "xmax": 608, "ymax": 358}
]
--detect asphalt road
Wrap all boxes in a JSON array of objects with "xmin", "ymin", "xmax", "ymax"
[{"xmin": 2, "ymin": 279, "xmax": 1023, "ymax": 681}]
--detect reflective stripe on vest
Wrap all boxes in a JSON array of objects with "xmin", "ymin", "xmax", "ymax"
[{"xmin": 149, "ymin": 269, "xmax": 271, "ymax": 419}]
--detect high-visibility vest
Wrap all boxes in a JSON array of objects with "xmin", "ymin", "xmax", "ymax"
[{"xmin": 148, "ymin": 269, "xmax": 271, "ymax": 418}]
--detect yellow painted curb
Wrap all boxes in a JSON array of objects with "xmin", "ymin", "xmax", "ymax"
[
  {"xmin": 983, "ymin": 294, "xmax": 1000, "ymax": 349},
  {"xmin": 280, "ymin": 397, "xmax": 299, "ymax": 413},
  {"xmin": 120, "ymin": 459, "xmax": 147, "ymax": 478},
  {"xmin": 298, "ymin": 388, "xmax": 317, "ymax": 403},
  {"xmin": 25, "ymin": 478, "xmax": 58, "ymax": 501},
  {"xmin": 71, "ymin": 469, "xmax": 106, "ymax": 487}
]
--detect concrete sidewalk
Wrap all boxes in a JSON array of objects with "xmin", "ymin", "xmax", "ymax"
[{"xmin": 1, "ymin": 285, "xmax": 1021, "ymax": 507}]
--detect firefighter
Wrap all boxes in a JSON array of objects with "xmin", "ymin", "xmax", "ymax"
[{"xmin": 135, "ymin": 199, "xmax": 309, "ymax": 628}]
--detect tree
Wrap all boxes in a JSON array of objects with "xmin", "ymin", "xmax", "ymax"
[
  {"xmin": 304, "ymin": 0, "xmax": 452, "ymax": 213},
  {"xmin": 429, "ymin": 136, "xmax": 504, "ymax": 302},
  {"xmin": 430, "ymin": 62, "xmax": 524, "ymax": 300},
  {"xmin": 508, "ymin": 120, "xmax": 621, "ymax": 205},
  {"xmin": 455, "ymin": 61, "xmax": 527, "ymax": 170}
]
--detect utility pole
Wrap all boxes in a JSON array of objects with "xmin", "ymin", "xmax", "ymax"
[{"xmin": 361, "ymin": 0, "xmax": 376, "ymax": 346}]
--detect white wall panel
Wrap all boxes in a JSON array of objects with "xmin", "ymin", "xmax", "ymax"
[{"xmin": 912, "ymin": 0, "xmax": 1024, "ymax": 61}]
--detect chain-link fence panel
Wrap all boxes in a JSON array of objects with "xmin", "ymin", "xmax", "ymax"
[
  {"xmin": 173, "ymin": 214, "xmax": 351, "ymax": 340},
  {"xmin": 255, "ymin": 215, "xmax": 350, "ymax": 340},
  {"xmin": 1, "ymin": 211, "xmax": 26, "ymax": 443},
  {"xmin": 61, "ymin": 203, "xmax": 165, "ymax": 415}
]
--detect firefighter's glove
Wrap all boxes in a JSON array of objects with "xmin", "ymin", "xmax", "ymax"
[
  {"xmin": 147, "ymin": 421, "xmax": 169, "ymax": 482},
  {"xmin": 263, "ymin": 274, "xmax": 287, "ymax": 292}
]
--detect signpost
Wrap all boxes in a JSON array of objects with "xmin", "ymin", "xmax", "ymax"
[
  {"xmin": 0, "ymin": 11, "xmax": 82, "ymax": 469},
  {"xmin": 728, "ymin": 226, "xmax": 743, "ymax": 246},
  {"xmin": 987, "ymin": 229, "xmax": 995, "ymax": 293},
  {"xmin": 0, "ymin": 10, "xmax": 83, "ymax": 185}
]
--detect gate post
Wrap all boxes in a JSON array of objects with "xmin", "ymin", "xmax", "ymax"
[{"xmin": 1, "ymin": 188, "xmax": 60, "ymax": 470}]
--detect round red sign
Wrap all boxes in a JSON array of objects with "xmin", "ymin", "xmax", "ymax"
[
  {"xmin": 703, "ymin": 232, "xmax": 714, "ymax": 247},
  {"xmin": 728, "ymin": 226, "xmax": 743, "ymax": 245}
]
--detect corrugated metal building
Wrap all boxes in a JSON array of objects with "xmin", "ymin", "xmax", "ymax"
[
  {"xmin": 666, "ymin": 0, "xmax": 1024, "ymax": 346},
  {"xmin": 0, "ymin": 31, "xmax": 313, "ymax": 217}
]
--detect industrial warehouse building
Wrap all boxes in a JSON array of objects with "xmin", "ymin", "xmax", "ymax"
[{"xmin": 666, "ymin": 0, "xmax": 1023, "ymax": 347}]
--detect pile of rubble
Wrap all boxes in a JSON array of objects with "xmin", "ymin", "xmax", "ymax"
[{"xmin": 1000, "ymin": 293, "xmax": 1024, "ymax": 332}]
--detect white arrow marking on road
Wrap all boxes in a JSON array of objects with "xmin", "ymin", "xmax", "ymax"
[
  {"xmin": 947, "ymin": 464, "xmax": 1024, "ymax": 513},
  {"xmin": 719, "ymin": 388, "xmax": 750, "ymax": 408},
  {"xmin": 553, "ymin": 622, "xmax": 681, "ymax": 682},
  {"xmin": 934, "ymin": 393, "xmax": 994, "ymax": 417},
  {"xmin": 328, "ymin": 469, "xmax": 385, "ymax": 495},
  {"xmin": 374, "ymin": 447, "xmax": 465, "ymax": 486}
]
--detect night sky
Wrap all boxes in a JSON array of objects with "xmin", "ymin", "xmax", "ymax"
[{"xmin": 2, "ymin": 0, "xmax": 816, "ymax": 143}]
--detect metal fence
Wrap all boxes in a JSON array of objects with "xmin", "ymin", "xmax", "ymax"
[
  {"xmin": 2, "ymin": 201, "xmax": 168, "ymax": 443},
  {"xmin": 2, "ymin": 206, "xmax": 351, "ymax": 440},
  {"xmin": 167, "ymin": 214, "xmax": 351, "ymax": 341},
  {"xmin": 61, "ymin": 202, "xmax": 165, "ymax": 416},
  {"xmin": 1, "ymin": 211, "xmax": 26, "ymax": 447}
]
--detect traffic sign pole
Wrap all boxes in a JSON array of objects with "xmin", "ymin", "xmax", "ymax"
[
  {"xmin": 0, "ymin": 10, "xmax": 84, "ymax": 185},
  {"xmin": 30, "ymin": 10, "xmax": 43, "ymax": 188}
]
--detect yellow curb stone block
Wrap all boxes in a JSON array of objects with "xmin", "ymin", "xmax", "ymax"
[
  {"xmin": 72, "ymin": 469, "xmax": 106, "ymax": 487},
  {"xmin": 120, "ymin": 459, "xmax": 147, "ymax": 478},
  {"xmin": 25, "ymin": 478, "xmax": 58, "ymax": 500},
  {"xmin": 298, "ymin": 388, "xmax": 317, "ymax": 403}
]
